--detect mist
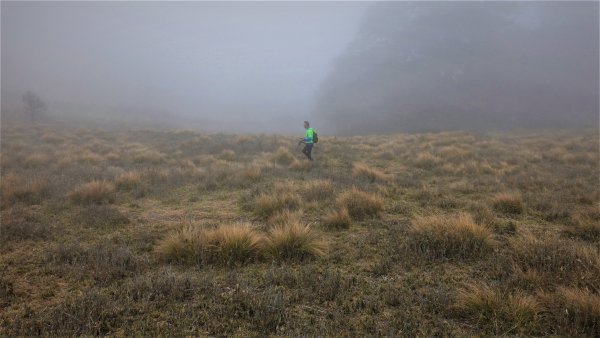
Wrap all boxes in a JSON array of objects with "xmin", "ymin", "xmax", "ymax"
[
  {"xmin": 2, "ymin": 1, "xmax": 598, "ymax": 135},
  {"xmin": 316, "ymin": 1, "xmax": 599, "ymax": 134},
  {"xmin": 1, "ymin": 1, "xmax": 367, "ymax": 133}
]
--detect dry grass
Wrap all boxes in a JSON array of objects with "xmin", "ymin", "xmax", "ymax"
[
  {"xmin": 253, "ymin": 192, "xmax": 302, "ymax": 219},
  {"xmin": 115, "ymin": 171, "xmax": 143, "ymax": 190},
  {"xmin": 1, "ymin": 126, "xmax": 598, "ymax": 336},
  {"xmin": 272, "ymin": 146, "xmax": 296, "ymax": 166},
  {"xmin": 352, "ymin": 162, "xmax": 390, "ymax": 182},
  {"xmin": 539, "ymin": 287, "xmax": 600, "ymax": 336},
  {"xmin": 453, "ymin": 283, "xmax": 541, "ymax": 335},
  {"xmin": 493, "ymin": 192, "xmax": 524, "ymax": 214},
  {"xmin": 267, "ymin": 220, "xmax": 327, "ymax": 260},
  {"xmin": 321, "ymin": 208, "xmax": 351, "ymax": 229},
  {"xmin": 68, "ymin": 180, "xmax": 116, "ymax": 204},
  {"xmin": 156, "ymin": 223, "xmax": 266, "ymax": 265},
  {"xmin": 336, "ymin": 187, "xmax": 383, "ymax": 220},
  {"xmin": 408, "ymin": 213, "xmax": 494, "ymax": 259},
  {"xmin": 0, "ymin": 173, "xmax": 49, "ymax": 206}
]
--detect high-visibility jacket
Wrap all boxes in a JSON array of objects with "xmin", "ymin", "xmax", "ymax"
[{"xmin": 304, "ymin": 128, "xmax": 314, "ymax": 144}]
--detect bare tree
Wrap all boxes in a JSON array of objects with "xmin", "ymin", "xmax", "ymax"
[{"xmin": 22, "ymin": 91, "xmax": 47, "ymax": 125}]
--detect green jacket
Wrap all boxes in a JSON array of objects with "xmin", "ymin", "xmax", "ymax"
[{"xmin": 304, "ymin": 128, "xmax": 314, "ymax": 144}]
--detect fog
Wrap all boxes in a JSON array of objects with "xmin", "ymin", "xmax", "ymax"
[
  {"xmin": 317, "ymin": 1, "xmax": 599, "ymax": 134},
  {"xmin": 1, "ymin": 1, "xmax": 367, "ymax": 133},
  {"xmin": 2, "ymin": 1, "xmax": 598, "ymax": 134}
]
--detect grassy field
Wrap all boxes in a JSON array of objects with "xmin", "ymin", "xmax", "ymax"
[{"xmin": 1, "ymin": 124, "xmax": 599, "ymax": 336}]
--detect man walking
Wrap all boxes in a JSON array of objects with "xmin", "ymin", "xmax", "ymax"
[{"xmin": 299, "ymin": 120, "xmax": 314, "ymax": 161}]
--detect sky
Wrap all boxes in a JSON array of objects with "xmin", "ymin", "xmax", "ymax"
[{"xmin": 1, "ymin": 1, "xmax": 369, "ymax": 132}]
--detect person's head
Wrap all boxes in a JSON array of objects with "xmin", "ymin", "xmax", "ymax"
[{"xmin": 304, "ymin": 121, "xmax": 309, "ymax": 129}]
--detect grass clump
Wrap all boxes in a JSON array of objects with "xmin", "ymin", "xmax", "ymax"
[
  {"xmin": 0, "ymin": 173, "xmax": 49, "ymax": 206},
  {"xmin": 156, "ymin": 223, "xmax": 265, "ymax": 265},
  {"xmin": 336, "ymin": 187, "xmax": 383, "ymax": 220},
  {"xmin": 267, "ymin": 220, "xmax": 327, "ymax": 260},
  {"xmin": 352, "ymin": 162, "xmax": 389, "ymax": 182},
  {"xmin": 68, "ymin": 180, "xmax": 116, "ymax": 204},
  {"xmin": 408, "ymin": 213, "xmax": 494, "ymax": 259},
  {"xmin": 493, "ymin": 192, "xmax": 524, "ymax": 214},
  {"xmin": 272, "ymin": 146, "xmax": 295, "ymax": 166},
  {"xmin": 254, "ymin": 192, "xmax": 301, "ymax": 219},
  {"xmin": 115, "ymin": 171, "xmax": 142, "ymax": 190},
  {"xmin": 322, "ymin": 208, "xmax": 351, "ymax": 229},
  {"xmin": 539, "ymin": 287, "xmax": 600, "ymax": 336},
  {"xmin": 453, "ymin": 283, "xmax": 541, "ymax": 335}
]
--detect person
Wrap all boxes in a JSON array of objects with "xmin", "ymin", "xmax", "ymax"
[{"xmin": 298, "ymin": 120, "xmax": 314, "ymax": 161}]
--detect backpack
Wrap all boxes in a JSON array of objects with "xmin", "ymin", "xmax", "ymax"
[{"xmin": 313, "ymin": 130, "xmax": 319, "ymax": 143}]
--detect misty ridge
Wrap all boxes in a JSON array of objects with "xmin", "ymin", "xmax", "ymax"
[
  {"xmin": 1, "ymin": 1, "xmax": 599, "ymax": 134},
  {"xmin": 316, "ymin": 1, "xmax": 599, "ymax": 134}
]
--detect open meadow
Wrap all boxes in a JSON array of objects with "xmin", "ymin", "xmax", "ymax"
[{"xmin": 1, "ymin": 125, "xmax": 599, "ymax": 336}]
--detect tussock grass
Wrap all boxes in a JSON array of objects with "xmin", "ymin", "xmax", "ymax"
[
  {"xmin": 336, "ymin": 187, "xmax": 383, "ymax": 220},
  {"xmin": 68, "ymin": 180, "xmax": 116, "ymax": 204},
  {"xmin": 299, "ymin": 179, "xmax": 335, "ymax": 201},
  {"xmin": 509, "ymin": 234, "xmax": 600, "ymax": 287},
  {"xmin": 493, "ymin": 192, "xmax": 524, "ymax": 214},
  {"xmin": 322, "ymin": 208, "xmax": 351, "ymax": 229},
  {"xmin": 414, "ymin": 152, "xmax": 442, "ymax": 168},
  {"xmin": 352, "ymin": 162, "xmax": 389, "ymax": 182},
  {"xmin": 408, "ymin": 213, "xmax": 494, "ymax": 259},
  {"xmin": 272, "ymin": 146, "xmax": 295, "ymax": 166},
  {"xmin": 254, "ymin": 192, "xmax": 301, "ymax": 219},
  {"xmin": 24, "ymin": 153, "xmax": 51, "ymax": 167},
  {"xmin": 539, "ymin": 287, "xmax": 600, "ymax": 336},
  {"xmin": 453, "ymin": 283, "xmax": 541, "ymax": 335},
  {"xmin": 156, "ymin": 223, "xmax": 266, "ymax": 265},
  {"xmin": 267, "ymin": 209, "xmax": 304, "ymax": 227},
  {"xmin": 267, "ymin": 220, "xmax": 327, "ymax": 260},
  {"xmin": 0, "ymin": 174, "xmax": 49, "ymax": 206},
  {"xmin": 115, "ymin": 171, "xmax": 143, "ymax": 190}
]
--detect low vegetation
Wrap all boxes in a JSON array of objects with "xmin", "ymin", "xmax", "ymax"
[{"xmin": 1, "ymin": 125, "xmax": 598, "ymax": 336}]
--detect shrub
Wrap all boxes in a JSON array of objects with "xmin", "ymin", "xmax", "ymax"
[
  {"xmin": 68, "ymin": 180, "xmax": 116, "ymax": 204},
  {"xmin": 322, "ymin": 208, "xmax": 351, "ymax": 229},
  {"xmin": 115, "ymin": 171, "xmax": 142, "ymax": 191},
  {"xmin": 408, "ymin": 213, "xmax": 494, "ymax": 259},
  {"xmin": 336, "ymin": 187, "xmax": 383, "ymax": 220},
  {"xmin": 453, "ymin": 283, "xmax": 541, "ymax": 335},
  {"xmin": 352, "ymin": 162, "xmax": 389, "ymax": 182},
  {"xmin": 267, "ymin": 220, "xmax": 326, "ymax": 260},
  {"xmin": 156, "ymin": 223, "xmax": 265, "ymax": 265},
  {"xmin": 493, "ymin": 193, "xmax": 524, "ymax": 214}
]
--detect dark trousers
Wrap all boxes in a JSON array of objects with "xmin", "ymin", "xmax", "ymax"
[{"xmin": 302, "ymin": 143, "xmax": 313, "ymax": 161}]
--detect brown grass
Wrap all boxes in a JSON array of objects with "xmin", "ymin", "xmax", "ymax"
[
  {"xmin": 539, "ymin": 287, "xmax": 600, "ymax": 336},
  {"xmin": 453, "ymin": 283, "xmax": 541, "ymax": 335},
  {"xmin": 493, "ymin": 193, "xmax": 524, "ymax": 214},
  {"xmin": 272, "ymin": 146, "xmax": 295, "ymax": 166},
  {"xmin": 352, "ymin": 162, "xmax": 390, "ymax": 182},
  {"xmin": 115, "ymin": 171, "xmax": 143, "ymax": 191},
  {"xmin": 156, "ymin": 223, "xmax": 266, "ymax": 265},
  {"xmin": 254, "ymin": 192, "xmax": 302, "ymax": 219},
  {"xmin": 336, "ymin": 187, "xmax": 383, "ymax": 220},
  {"xmin": 321, "ymin": 208, "xmax": 351, "ymax": 229},
  {"xmin": 0, "ymin": 173, "xmax": 49, "ymax": 206},
  {"xmin": 68, "ymin": 180, "xmax": 116, "ymax": 204},
  {"xmin": 408, "ymin": 213, "xmax": 494, "ymax": 259},
  {"xmin": 267, "ymin": 220, "xmax": 327, "ymax": 260}
]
